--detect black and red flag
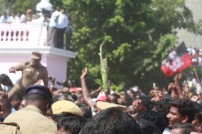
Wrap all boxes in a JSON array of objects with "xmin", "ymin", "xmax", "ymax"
[{"xmin": 161, "ymin": 42, "xmax": 193, "ymax": 77}]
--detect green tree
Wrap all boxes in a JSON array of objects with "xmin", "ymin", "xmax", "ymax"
[
  {"xmin": 63, "ymin": 0, "xmax": 195, "ymax": 92},
  {"xmin": 0, "ymin": 0, "xmax": 39, "ymax": 13}
]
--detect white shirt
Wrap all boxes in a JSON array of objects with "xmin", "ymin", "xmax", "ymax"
[
  {"xmin": 163, "ymin": 128, "xmax": 171, "ymax": 134},
  {"xmin": 0, "ymin": 15, "xmax": 10, "ymax": 23},
  {"xmin": 49, "ymin": 10, "xmax": 60, "ymax": 27},
  {"xmin": 14, "ymin": 14, "xmax": 26, "ymax": 23},
  {"xmin": 57, "ymin": 13, "xmax": 68, "ymax": 29}
]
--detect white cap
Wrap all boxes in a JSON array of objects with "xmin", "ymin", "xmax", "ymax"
[
  {"xmin": 131, "ymin": 86, "xmax": 139, "ymax": 92},
  {"xmin": 36, "ymin": 0, "xmax": 53, "ymax": 12}
]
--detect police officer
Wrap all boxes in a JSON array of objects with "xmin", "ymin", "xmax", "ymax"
[
  {"xmin": 4, "ymin": 85, "xmax": 57, "ymax": 134},
  {"xmin": 8, "ymin": 52, "xmax": 48, "ymax": 99}
]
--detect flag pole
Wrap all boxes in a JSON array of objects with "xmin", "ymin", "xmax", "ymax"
[{"xmin": 193, "ymin": 65, "xmax": 202, "ymax": 88}]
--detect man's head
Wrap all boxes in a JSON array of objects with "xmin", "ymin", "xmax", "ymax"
[
  {"xmin": 10, "ymin": 93, "xmax": 23, "ymax": 110},
  {"xmin": 167, "ymin": 99, "xmax": 195, "ymax": 127},
  {"xmin": 109, "ymin": 93, "xmax": 120, "ymax": 104},
  {"xmin": 0, "ymin": 99, "xmax": 12, "ymax": 121},
  {"xmin": 80, "ymin": 107, "xmax": 142, "ymax": 134},
  {"xmin": 59, "ymin": 6, "xmax": 65, "ymax": 13},
  {"xmin": 0, "ymin": 73, "xmax": 13, "ymax": 87},
  {"xmin": 25, "ymin": 85, "xmax": 53, "ymax": 115},
  {"xmin": 57, "ymin": 116, "xmax": 86, "ymax": 134},
  {"xmin": 31, "ymin": 52, "xmax": 42, "ymax": 66},
  {"xmin": 137, "ymin": 110, "xmax": 167, "ymax": 134},
  {"xmin": 171, "ymin": 123, "xmax": 195, "ymax": 134}
]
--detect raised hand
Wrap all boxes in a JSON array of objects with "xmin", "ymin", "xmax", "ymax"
[
  {"xmin": 9, "ymin": 67, "xmax": 16, "ymax": 73},
  {"xmin": 80, "ymin": 67, "xmax": 88, "ymax": 78},
  {"xmin": 132, "ymin": 99, "xmax": 146, "ymax": 112},
  {"xmin": 174, "ymin": 73, "xmax": 182, "ymax": 85}
]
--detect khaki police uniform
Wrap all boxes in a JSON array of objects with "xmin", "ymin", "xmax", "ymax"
[
  {"xmin": 8, "ymin": 61, "xmax": 48, "ymax": 99},
  {"xmin": 4, "ymin": 105, "xmax": 57, "ymax": 134}
]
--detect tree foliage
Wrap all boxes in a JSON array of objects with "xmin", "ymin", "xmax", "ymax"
[
  {"xmin": 63, "ymin": 0, "xmax": 195, "ymax": 92},
  {"xmin": 0, "ymin": 0, "xmax": 39, "ymax": 13}
]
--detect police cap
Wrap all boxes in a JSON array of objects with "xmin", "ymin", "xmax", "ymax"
[
  {"xmin": 31, "ymin": 52, "xmax": 42, "ymax": 60},
  {"xmin": 25, "ymin": 85, "xmax": 52, "ymax": 102},
  {"xmin": 52, "ymin": 100, "xmax": 83, "ymax": 117}
]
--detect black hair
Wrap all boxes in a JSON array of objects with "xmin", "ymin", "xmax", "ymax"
[
  {"xmin": 171, "ymin": 123, "xmax": 195, "ymax": 134},
  {"xmin": 110, "ymin": 93, "xmax": 120, "ymax": 104},
  {"xmin": 0, "ymin": 74, "xmax": 13, "ymax": 87},
  {"xmin": 10, "ymin": 93, "xmax": 23, "ymax": 101},
  {"xmin": 77, "ymin": 102, "xmax": 92, "ymax": 119},
  {"xmin": 137, "ymin": 119, "xmax": 161, "ymax": 134},
  {"xmin": 80, "ymin": 107, "xmax": 142, "ymax": 134},
  {"xmin": 170, "ymin": 99, "xmax": 196, "ymax": 123},
  {"xmin": 137, "ymin": 110, "xmax": 167, "ymax": 133},
  {"xmin": 0, "ymin": 99, "xmax": 12, "ymax": 110},
  {"xmin": 25, "ymin": 93, "xmax": 52, "ymax": 109},
  {"xmin": 57, "ymin": 116, "xmax": 86, "ymax": 134},
  {"xmin": 71, "ymin": 94, "xmax": 78, "ymax": 101},
  {"xmin": 154, "ymin": 98, "xmax": 172, "ymax": 126},
  {"xmin": 140, "ymin": 96, "xmax": 154, "ymax": 111}
]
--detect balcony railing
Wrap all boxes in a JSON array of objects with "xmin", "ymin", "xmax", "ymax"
[
  {"xmin": 0, "ymin": 23, "xmax": 47, "ymax": 46},
  {"xmin": 0, "ymin": 22, "xmax": 77, "ymax": 59}
]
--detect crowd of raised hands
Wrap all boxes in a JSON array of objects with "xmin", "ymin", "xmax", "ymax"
[{"xmin": 1, "ymin": 66, "xmax": 202, "ymax": 134}]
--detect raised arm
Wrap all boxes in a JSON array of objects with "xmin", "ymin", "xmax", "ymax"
[
  {"xmin": 80, "ymin": 67, "xmax": 94, "ymax": 108},
  {"xmin": 174, "ymin": 73, "xmax": 184, "ymax": 99}
]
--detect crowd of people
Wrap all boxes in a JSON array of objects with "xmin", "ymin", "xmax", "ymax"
[
  {"xmin": 0, "ymin": 9, "xmax": 36, "ymax": 24},
  {"xmin": 0, "ymin": 52, "xmax": 202, "ymax": 134},
  {"xmin": 0, "ymin": 8, "xmax": 72, "ymax": 50}
]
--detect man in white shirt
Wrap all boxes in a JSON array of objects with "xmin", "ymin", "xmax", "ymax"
[
  {"xmin": 56, "ymin": 8, "xmax": 68, "ymax": 49},
  {"xmin": 46, "ymin": 9, "xmax": 60, "ymax": 47},
  {"xmin": 0, "ymin": 12, "xmax": 10, "ymax": 23}
]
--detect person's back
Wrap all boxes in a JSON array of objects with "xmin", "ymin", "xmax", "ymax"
[
  {"xmin": 4, "ymin": 85, "xmax": 57, "ymax": 134},
  {"xmin": 80, "ymin": 107, "xmax": 142, "ymax": 134},
  {"xmin": 4, "ymin": 105, "xmax": 56, "ymax": 134}
]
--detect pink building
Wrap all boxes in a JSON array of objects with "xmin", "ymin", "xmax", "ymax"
[{"xmin": 0, "ymin": 23, "xmax": 76, "ymax": 84}]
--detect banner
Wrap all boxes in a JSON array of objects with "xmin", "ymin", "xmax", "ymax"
[{"xmin": 161, "ymin": 42, "xmax": 193, "ymax": 77}]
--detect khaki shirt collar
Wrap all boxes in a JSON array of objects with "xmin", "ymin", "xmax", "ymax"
[
  {"xmin": 30, "ymin": 61, "xmax": 42, "ymax": 67},
  {"xmin": 25, "ymin": 105, "xmax": 43, "ymax": 114}
]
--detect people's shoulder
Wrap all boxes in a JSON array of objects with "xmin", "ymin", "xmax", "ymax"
[
  {"xmin": 24, "ymin": 61, "xmax": 30, "ymax": 65},
  {"xmin": 34, "ymin": 115, "xmax": 57, "ymax": 130},
  {"xmin": 3, "ymin": 110, "xmax": 20, "ymax": 122}
]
